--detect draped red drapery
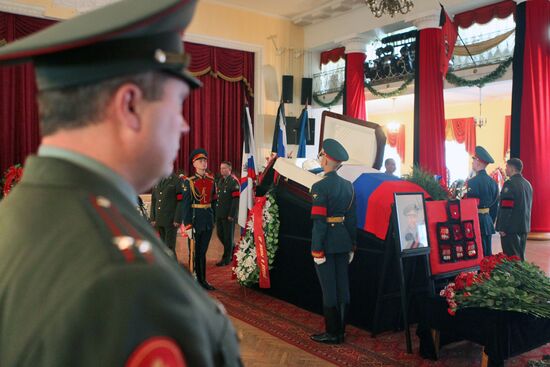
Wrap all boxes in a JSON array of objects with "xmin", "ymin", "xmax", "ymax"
[
  {"xmin": 175, "ymin": 42, "xmax": 254, "ymax": 176},
  {"xmin": 0, "ymin": 12, "xmax": 55, "ymax": 175},
  {"xmin": 320, "ymin": 47, "xmax": 345, "ymax": 67},
  {"xmin": 386, "ymin": 125, "xmax": 405, "ymax": 162},
  {"xmin": 414, "ymin": 28, "xmax": 447, "ymax": 181},
  {"xmin": 454, "ymin": 0, "xmax": 516, "ymax": 29},
  {"xmin": 447, "ymin": 118, "xmax": 476, "ymax": 156},
  {"xmin": 344, "ymin": 52, "xmax": 366, "ymax": 121},
  {"xmin": 503, "ymin": 115, "xmax": 511, "ymax": 160},
  {"xmin": 518, "ymin": 0, "xmax": 550, "ymax": 233}
]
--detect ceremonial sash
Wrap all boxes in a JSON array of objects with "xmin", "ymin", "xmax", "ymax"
[{"xmin": 252, "ymin": 196, "xmax": 270, "ymax": 288}]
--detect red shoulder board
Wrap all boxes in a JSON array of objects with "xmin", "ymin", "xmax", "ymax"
[{"xmin": 126, "ymin": 337, "xmax": 186, "ymax": 367}]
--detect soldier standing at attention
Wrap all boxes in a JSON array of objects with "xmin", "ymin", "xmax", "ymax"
[
  {"xmin": 0, "ymin": 0, "xmax": 243, "ymax": 366},
  {"xmin": 182, "ymin": 149, "xmax": 217, "ymax": 290},
  {"xmin": 466, "ymin": 146, "xmax": 499, "ymax": 256},
  {"xmin": 215, "ymin": 161, "xmax": 240, "ymax": 266},
  {"xmin": 496, "ymin": 158, "xmax": 533, "ymax": 260},
  {"xmin": 310, "ymin": 139, "xmax": 357, "ymax": 345},
  {"xmin": 150, "ymin": 171, "xmax": 184, "ymax": 258}
]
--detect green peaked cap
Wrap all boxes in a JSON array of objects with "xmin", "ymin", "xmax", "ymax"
[
  {"xmin": 0, "ymin": 0, "xmax": 201, "ymax": 91},
  {"xmin": 322, "ymin": 138, "xmax": 349, "ymax": 162}
]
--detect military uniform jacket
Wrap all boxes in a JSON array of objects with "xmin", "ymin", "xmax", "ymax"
[
  {"xmin": 466, "ymin": 169, "xmax": 499, "ymax": 235},
  {"xmin": 496, "ymin": 173, "xmax": 533, "ymax": 234},
  {"xmin": 215, "ymin": 175, "xmax": 240, "ymax": 220},
  {"xmin": 150, "ymin": 173, "xmax": 184, "ymax": 226},
  {"xmin": 182, "ymin": 173, "xmax": 216, "ymax": 231},
  {"xmin": 310, "ymin": 171, "xmax": 357, "ymax": 257},
  {"xmin": 0, "ymin": 157, "xmax": 242, "ymax": 367}
]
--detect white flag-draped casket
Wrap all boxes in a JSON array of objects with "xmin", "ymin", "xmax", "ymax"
[{"xmin": 256, "ymin": 111, "xmax": 430, "ymax": 331}]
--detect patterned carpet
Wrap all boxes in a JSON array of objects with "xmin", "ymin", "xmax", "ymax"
[{"xmin": 206, "ymin": 261, "xmax": 550, "ymax": 367}]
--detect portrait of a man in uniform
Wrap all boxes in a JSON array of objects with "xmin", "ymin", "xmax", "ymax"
[{"xmin": 395, "ymin": 193, "xmax": 428, "ymax": 251}]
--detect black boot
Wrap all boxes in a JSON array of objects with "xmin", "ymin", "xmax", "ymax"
[
  {"xmin": 338, "ymin": 303, "xmax": 348, "ymax": 343},
  {"xmin": 197, "ymin": 255, "xmax": 215, "ymax": 291},
  {"xmin": 311, "ymin": 307, "xmax": 341, "ymax": 344}
]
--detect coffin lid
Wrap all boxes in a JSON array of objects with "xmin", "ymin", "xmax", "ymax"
[{"xmin": 319, "ymin": 111, "xmax": 386, "ymax": 169}]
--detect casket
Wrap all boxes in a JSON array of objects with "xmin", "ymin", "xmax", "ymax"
[{"xmin": 258, "ymin": 111, "xmax": 432, "ymax": 331}]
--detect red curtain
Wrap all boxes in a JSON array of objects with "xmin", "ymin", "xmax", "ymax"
[
  {"xmin": 519, "ymin": 0, "xmax": 550, "ymax": 232},
  {"xmin": 175, "ymin": 43, "xmax": 254, "ymax": 176},
  {"xmin": 447, "ymin": 118, "xmax": 476, "ymax": 156},
  {"xmin": 386, "ymin": 125, "xmax": 405, "ymax": 162},
  {"xmin": 320, "ymin": 47, "xmax": 345, "ymax": 67},
  {"xmin": 415, "ymin": 28, "xmax": 447, "ymax": 181},
  {"xmin": 0, "ymin": 12, "xmax": 55, "ymax": 175},
  {"xmin": 345, "ymin": 52, "xmax": 366, "ymax": 120},
  {"xmin": 454, "ymin": 0, "xmax": 516, "ymax": 29},
  {"xmin": 503, "ymin": 115, "xmax": 511, "ymax": 159}
]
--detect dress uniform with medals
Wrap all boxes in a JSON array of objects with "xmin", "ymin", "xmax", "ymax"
[
  {"xmin": 0, "ymin": 1, "xmax": 242, "ymax": 366},
  {"xmin": 310, "ymin": 139, "xmax": 357, "ymax": 344},
  {"xmin": 150, "ymin": 172, "xmax": 184, "ymax": 256},
  {"xmin": 182, "ymin": 149, "xmax": 217, "ymax": 290},
  {"xmin": 496, "ymin": 158, "xmax": 533, "ymax": 260},
  {"xmin": 466, "ymin": 146, "xmax": 499, "ymax": 256},
  {"xmin": 215, "ymin": 168, "xmax": 240, "ymax": 266}
]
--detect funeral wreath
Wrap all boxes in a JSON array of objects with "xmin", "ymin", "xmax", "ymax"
[{"xmin": 233, "ymin": 192, "xmax": 280, "ymax": 287}]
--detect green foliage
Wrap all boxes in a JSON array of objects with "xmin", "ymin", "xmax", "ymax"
[
  {"xmin": 364, "ymin": 75, "xmax": 415, "ymax": 99},
  {"xmin": 402, "ymin": 165, "xmax": 449, "ymax": 200},
  {"xmin": 313, "ymin": 88, "xmax": 344, "ymax": 108},
  {"xmin": 446, "ymin": 57, "xmax": 513, "ymax": 88}
]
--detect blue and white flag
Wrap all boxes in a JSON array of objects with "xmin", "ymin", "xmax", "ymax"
[
  {"xmin": 271, "ymin": 100, "xmax": 287, "ymax": 157},
  {"xmin": 297, "ymin": 105, "xmax": 309, "ymax": 158},
  {"xmin": 238, "ymin": 103, "xmax": 258, "ymax": 229}
]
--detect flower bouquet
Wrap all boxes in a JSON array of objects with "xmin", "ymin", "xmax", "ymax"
[
  {"xmin": 233, "ymin": 192, "xmax": 280, "ymax": 287},
  {"xmin": 441, "ymin": 253, "xmax": 550, "ymax": 318},
  {"xmin": 1, "ymin": 164, "xmax": 23, "ymax": 199}
]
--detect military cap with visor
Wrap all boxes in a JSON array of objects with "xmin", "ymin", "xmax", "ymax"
[
  {"xmin": 0, "ymin": 0, "xmax": 201, "ymax": 91},
  {"xmin": 474, "ymin": 146, "xmax": 494, "ymax": 164},
  {"xmin": 190, "ymin": 148, "xmax": 208, "ymax": 163},
  {"xmin": 320, "ymin": 138, "xmax": 349, "ymax": 162}
]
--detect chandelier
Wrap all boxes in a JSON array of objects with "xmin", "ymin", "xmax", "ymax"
[
  {"xmin": 365, "ymin": 0, "xmax": 414, "ymax": 18},
  {"xmin": 475, "ymin": 87, "xmax": 487, "ymax": 128}
]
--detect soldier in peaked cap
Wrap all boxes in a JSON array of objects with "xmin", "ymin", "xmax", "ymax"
[
  {"xmin": 466, "ymin": 146, "xmax": 499, "ymax": 257},
  {"xmin": 0, "ymin": 1, "xmax": 242, "ymax": 366},
  {"xmin": 182, "ymin": 148, "xmax": 217, "ymax": 290},
  {"xmin": 310, "ymin": 138, "xmax": 357, "ymax": 344}
]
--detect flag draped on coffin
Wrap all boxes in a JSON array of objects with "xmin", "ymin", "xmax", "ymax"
[
  {"xmin": 297, "ymin": 106, "xmax": 308, "ymax": 158},
  {"xmin": 271, "ymin": 101, "xmax": 287, "ymax": 157},
  {"xmin": 238, "ymin": 103, "xmax": 257, "ymax": 229},
  {"xmin": 352, "ymin": 173, "xmax": 429, "ymax": 240}
]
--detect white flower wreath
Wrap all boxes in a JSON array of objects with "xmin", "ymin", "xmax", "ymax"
[{"xmin": 233, "ymin": 192, "xmax": 280, "ymax": 287}]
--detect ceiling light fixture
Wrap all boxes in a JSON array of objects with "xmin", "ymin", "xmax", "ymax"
[
  {"xmin": 364, "ymin": 0, "xmax": 414, "ymax": 18},
  {"xmin": 475, "ymin": 87, "xmax": 487, "ymax": 128}
]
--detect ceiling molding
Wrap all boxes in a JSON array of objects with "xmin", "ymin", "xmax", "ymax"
[{"xmin": 0, "ymin": 1, "xmax": 45, "ymax": 18}]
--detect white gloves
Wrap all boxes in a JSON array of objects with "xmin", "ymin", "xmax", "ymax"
[
  {"xmin": 349, "ymin": 251, "xmax": 354, "ymax": 264},
  {"xmin": 313, "ymin": 257, "xmax": 326, "ymax": 265}
]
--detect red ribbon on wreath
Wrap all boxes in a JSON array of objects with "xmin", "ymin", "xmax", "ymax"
[
  {"xmin": 252, "ymin": 196, "xmax": 271, "ymax": 288},
  {"xmin": 3, "ymin": 165, "xmax": 23, "ymax": 197}
]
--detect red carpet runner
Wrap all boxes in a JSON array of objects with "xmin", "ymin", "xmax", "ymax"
[{"xmin": 207, "ymin": 261, "xmax": 550, "ymax": 366}]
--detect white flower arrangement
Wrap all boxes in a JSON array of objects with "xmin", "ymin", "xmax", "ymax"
[{"xmin": 233, "ymin": 192, "xmax": 280, "ymax": 287}]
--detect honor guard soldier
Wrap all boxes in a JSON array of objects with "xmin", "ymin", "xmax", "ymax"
[
  {"xmin": 182, "ymin": 149, "xmax": 217, "ymax": 290},
  {"xmin": 310, "ymin": 139, "xmax": 357, "ymax": 344},
  {"xmin": 466, "ymin": 146, "xmax": 499, "ymax": 256},
  {"xmin": 496, "ymin": 158, "xmax": 533, "ymax": 260},
  {"xmin": 150, "ymin": 172, "xmax": 184, "ymax": 257},
  {"xmin": 0, "ymin": 1, "xmax": 243, "ymax": 366},
  {"xmin": 215, "ymin": 161, "xmax": 240, "ymax": 266}
]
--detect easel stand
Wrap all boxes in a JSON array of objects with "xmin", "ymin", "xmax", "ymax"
[{"xmin": 371, "ymin": 207, "xmax": 434, "ymax": 354}]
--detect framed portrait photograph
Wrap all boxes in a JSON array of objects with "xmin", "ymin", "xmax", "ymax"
[{"xmin": 394, "ymin": 192, "xmax": 429, "ymax": 254}]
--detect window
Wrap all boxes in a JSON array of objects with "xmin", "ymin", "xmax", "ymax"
[{"xmin": 445, "ymin": 140, "xmax": 470, "ymax": 183}]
